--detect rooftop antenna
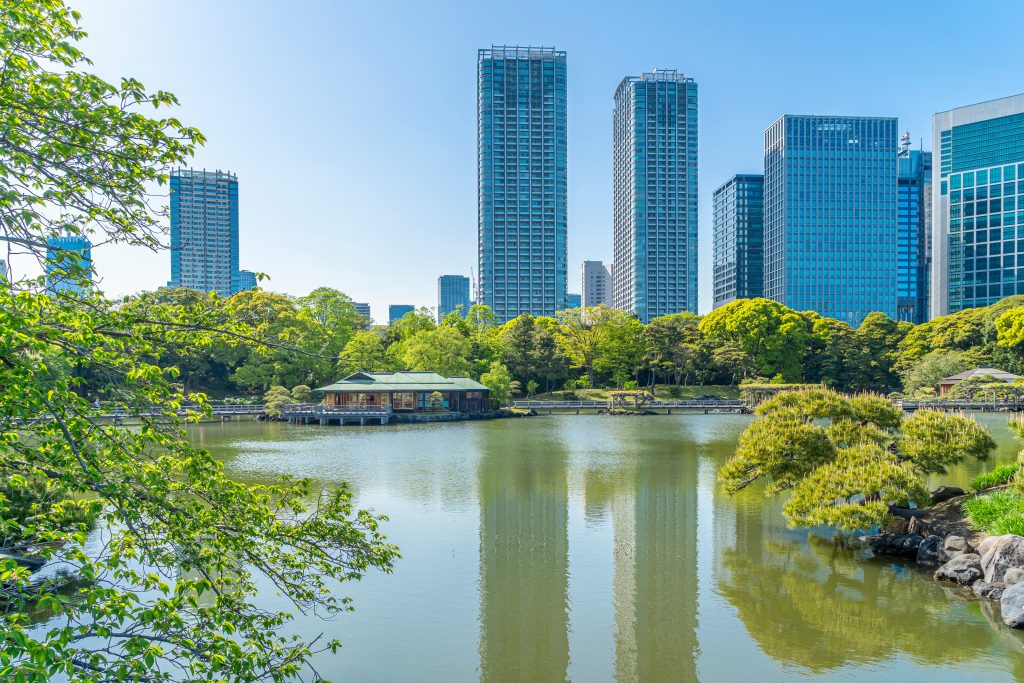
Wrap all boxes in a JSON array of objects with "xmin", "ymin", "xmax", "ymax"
[{"xmin": 899, "ymin": 130, "xmax": 911, "ymax": 157}]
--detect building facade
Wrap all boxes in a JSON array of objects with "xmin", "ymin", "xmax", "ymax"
[
  {"xmin": 478, "ymin": 46, "xmax": 568, "ymax": 322},
  {"xmin": 352, "ymin": 302, "xmax": 371, "ymax": 326},
  {"xmin": 437, "ymin": 274, "xmax": 471, "ymax": 320},
  {"xmin": 581, "ymin": 260, "xmax": 612, "ymax": 307},
  {"xmin": 566, "ymin": 293, "xmax": 582, "ymax": 309},
  {"xmin": 389, "ymin": 304, "xmax": 415, "ymax": 323},
  {"xmin": 45, "ymin": 233, "xmax": 92, "ymax": 294},
  {"xmin": 932, "ymin": 94, "xmax": 1024, "ymax": 317},
  {"xmin": 712, "ymin": 174, "xmax": 764, "ymax": 308},
  {"xmin": 169, "ymin": 169, "xmax": 256, "ymax": 296},
  {"xmin": 897, "ymin": 145, "xmax": 932, "ymax": 324},
  {"xmin": 764, "ymin": 115, "xmax": 898, "ymax": 326},
  {"xmin": 612, "ymin": 70, "xmax": 698, "ymax": 323}
]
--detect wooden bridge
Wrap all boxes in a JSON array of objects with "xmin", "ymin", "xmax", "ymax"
[
  {"xmin": 895, "ymin": 399, "xmax": 1024, "ymax": 412},
  {"xmin": 281, "ymin": 403, "xmax": 393, "ymax": 426}
]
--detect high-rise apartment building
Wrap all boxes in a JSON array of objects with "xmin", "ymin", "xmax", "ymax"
[
  {"xmin": 389, "ymin": 304, "xmax": 415, "ymax": 323},
  {"xmin": 764, "ymin": 115, "xmax": 898, "ymax": 326},
  {"xmin": 612, "ymin": 69, "xmax": 698, "ymax": 323},
  {"xmin": 712, "ymin": 174, "xmax": 764, "ymax": 308},
  {"xmin": 45, "ymin": 233, "xmax": 92, "ymax": 294},
  {"xmin": 169, "ymin": 169, "xmax": 254, "ymax": 296},
  {"xmin": 478, "ymin": 46, "xmax": 568, "ymax": 322},
  {"xmin": 581, "ymin": 260, "xmax": 612, "ymax": 307},
  {"xmin": 897, "ymin": 141, "xmax": 932, "ymax": 324},
  {"xmin": 437, "ymin": 274, "xmax": 471, "ymax": 321},
  {"xmin": 932, "ymin": 94, "xmax": 1024, "ymax": 317}
]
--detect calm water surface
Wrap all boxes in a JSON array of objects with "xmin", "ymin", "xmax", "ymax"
[{"xmin": 188, "ymin": 414, "xmax": 1024, "ymax": 682}]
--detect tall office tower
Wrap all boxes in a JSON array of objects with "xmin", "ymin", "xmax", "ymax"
[
  {"xmin": 763, "ymin": 115, "xmax": 898, "ymax": 326},
  {"xmin": 897, "ymin": 136, "xmax": 932, "ymax": 324},
  {"xmin": 712, "ymin": 174, "xmax": 764, "ymax": 309},
  {"xmin": 612, "ymin": 70, "xmax": 698, "ymax": 323},
  {"xmin": 478, "ymin": 46, "xmax": 568, "ymax": 322},
  {"xmin": 389, "ymin": 304, "xmax": 415, "ymax": 323},
  {"xmin": 235, "ymin": 269, "xmax": 258, "ymax": 293},
  {"xmin": 566, "ymin": 293, "xmax": 581, "ymax": 309},
  {"xmin": 581, "ymin": 260, "xmax": 612, "ymax": 307},
  {"xmin": 45, "ymin": 233, "xmax": 93, "ymax": 294},
  {"xmin": 932, "ymin": 94, "xmax": 1024, "ymax": 317},
  {"xmin": 169, "ymin": 169, "xmax": 246, "ymax": 296},
  {"xmin": 437, "ymin": 274, "xmax": 471, "ymax": 320}
]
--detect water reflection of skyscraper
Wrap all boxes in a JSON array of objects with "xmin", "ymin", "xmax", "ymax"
[{"xmin": 477, "ymin": 421, "xmax": 570, "ymax": 682}]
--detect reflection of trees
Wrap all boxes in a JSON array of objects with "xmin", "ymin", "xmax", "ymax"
[
  {"xmin": 717, "ymin": 528, "xmax": 1016, "ymax": 672},
  {"xmin": 477, "ymin": 422, "xmax": 569, "ymax": 682}
]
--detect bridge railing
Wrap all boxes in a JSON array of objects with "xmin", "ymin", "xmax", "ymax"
[{"xmin": 513, "ymin": 399, "xmax": 746, "ymax": 409}]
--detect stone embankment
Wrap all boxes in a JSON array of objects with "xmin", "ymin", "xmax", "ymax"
[{"xmin": 863, "ymin": 487, "xmax": 1024, "ymax": 628}]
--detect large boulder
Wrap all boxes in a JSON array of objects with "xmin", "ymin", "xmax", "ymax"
[
  {"xmin": 867, "ymin": 534, "xmax": 922, "ymax": 558},
  {"xmin": 972, "ymin": 580, "xmax": 1006, "ymax": 600},
  {"xmin": 940, "ymin": 535, "xmax": 975, "ymax": 563},
  {"xmin": 1005, "ymin": 567, "xmax": 1024, "ymax": 587},
  {"xmin": 916, "ymin": 535, "xmax": 942, "ymax": 567},
  {"xmin": 931, "ymin": 486, "xmax": 965, "ymax": 504},
  {"xmin": 980, "ymin": 535, "xmax": 1024, "ymax": 584},
  {"xmin": 977, "ymin": 536, "xmax": 999, "ymax": 557},
  {"xmin": 883, "ymin": 517, "xmax": 910, "ymax": 535},
  {"xmin": 934, "ymin": 553, "xmax": 984, "ymax": 586},
  {"xmin": 1001, "ymin": 582, "xmax": 1024, "ymax": 628}
]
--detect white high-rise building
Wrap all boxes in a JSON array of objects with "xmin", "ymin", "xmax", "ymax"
[{"xmin": 581, "ymin": 260, "xmax": 612, "ymax": 307}]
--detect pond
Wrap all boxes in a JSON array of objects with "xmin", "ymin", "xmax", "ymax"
[{"xmin": 186, "ymin": 413, "xmax": 1024, "ymax": 682}]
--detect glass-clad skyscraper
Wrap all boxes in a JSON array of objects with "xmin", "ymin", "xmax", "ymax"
[
  {"xmin": 712, "ymin": 174, "xmax": 764, "ymax": 308},
  {"xmin": 389, "ymin": 304, "xmax": 415, "ymax": 323},
  {"xmin": 45, "ymin": 233, "xmax": 92, "ymax": 294},
  {"xmin": 932, "ymin": 94, "xmax": 1024, "ymax": 317},
  {"xmin": 437, "ymin": 274, "xmax": 471, "ymax": 321},
  {"xmin": 764, "ymin": 115, "xmax": 898, "ymax": 326},
  {"xmin": 612, "ymin": 69, "xmax": 698, "ymax": 322},
  {"xmin": 897, "ymin": 146, "xmax": 932, "ymax": 324},
  {"xmin": 169, "ymin": 169, "xmax": 242, "ymax": 296},
  {"xmin": 478, "ymin": 46, "xmax": 568, "ymax": 323}
]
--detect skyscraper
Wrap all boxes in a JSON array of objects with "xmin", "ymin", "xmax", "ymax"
[
  {"xmin": 169, "ymin": 169, "xmax": 253, "ymax": 296},
  {"xmin": 764, "ymin": 115, "xmax": 898, "ymax": 326},
  {"xmin": 897, "ymin": 139, "xmax": 932, "ymax": 324},
  {"xmin": 613, "ymin": 70, "xmax": 698, "ymax": 323},
  {"xmin": 45, "ymin": 233, "xmax": 92, "ymax": 294},
  {"xmin": 932, "ymin": 94, "xmax": 1024, "ymax": 317},
  {"xmin": 389, "ymin": 304, "xmax": 415, "ymax": 323},
  {"xmin": 437, "ymin": 274, "xmax": 471, "ymax": 321},
  {"xmin": 581, "ymin": 260, "xmax": 612, "ymax": 307},
  {"xmin": 566, "ymin": 293, "xmax": 581, "ymax": 309},
  {"xmin": 478, "ymin": 46, "xmax": 568, "ymax": 322},
  {"xmin": 712, "ymin": 174, "xmax": 764, "ymax": 308},
  {"xmin": 236, "ymin": 269, "xmax": 258, "ymax": 293}
]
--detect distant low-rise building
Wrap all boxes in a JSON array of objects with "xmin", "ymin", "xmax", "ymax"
[
  {"xmin": 353, "ymin": 302, "xmax": 371, "ymax": 326},
  {"xmin": 389, "ymin": 304, "xmax": 415, "ymax": 323},
  {"xmin": 317, "ymin": 371, "xmax": 491, "ymax": 413}
]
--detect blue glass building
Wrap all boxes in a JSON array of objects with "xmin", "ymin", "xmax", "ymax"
[
  {"xmin": 437, "ymin": 274, "xmax": 471, "ymax": 321},
  {"xmin": 169, "ymin": 169, "xmax": 253, "ymax": 296},
  {"xmin": 712, "ymin": 174, "xmax": 764, "ymax": 308},
  {"xmin": 478, "ymin": 46, "xmax": 568, "ymax": 322},
  {"xmin": 565, "ymin": 293, "xmax": 581, "ymax": 309},
  {"xmin": 612, "ymin": 70, "xmax": 698, "ymax": 322},
  {"xmin": 45, "ymin": 233, "xmax": 92, "ymax": 294},
  {"xmin": 932, "ymin": 94, "xmax": 1024, "ymax": 316},
  {"xmin": 764, "ymin": 115, "xmax": 898, "ymax": 326},
  {"xmin": 236, "ymin": 269, "xmax": 257, "ymax": 292},
  {"xmin": 897, "ymin": 147, "xmax": 932, "ymax": 323},
  {"xmin": 389, "ymin": 304, "xmax": 415, "ymax": 324}
]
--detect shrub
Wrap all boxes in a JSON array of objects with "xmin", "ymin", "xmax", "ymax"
[
  {"xmin": 963, "ymin": 490, "xmax": 1024, "ymax": 534},
  {"xmin": 668, "ymin": 386, "xmax": 683, "ymax": 399},
  {"xmin": 970, "ymin": 463, "xmax": 1018, "ymax": 491}
]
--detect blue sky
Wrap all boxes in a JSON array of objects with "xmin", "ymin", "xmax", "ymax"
[{"xmin": 71, "ymin": 0, "xmax": 1024, "ymax": 317}]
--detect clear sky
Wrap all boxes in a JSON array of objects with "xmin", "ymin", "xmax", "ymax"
[{"xmin": 64, "ymin": 0, "xmax": 1024, "ymax": 317}]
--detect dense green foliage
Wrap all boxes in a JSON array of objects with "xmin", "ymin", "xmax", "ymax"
[
  {"xmin": 963, "ymin": 490, "xmax": 1024, "ymax": 536},
  {"xmin": 719, "ymin": 390, "xmax": 996, "ymax": 530},
  {"xmin": 0, "ymin": 3, "xmax": 397, "ymax": 679},
  {"xmin": 970, "ymin": 463, "xmax": 1018, "ymax": 491}
]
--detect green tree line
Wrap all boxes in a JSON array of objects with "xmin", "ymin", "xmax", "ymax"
[{"xmin": 98, "ymin": 294, "xmax": 1024, "ymax": 400}]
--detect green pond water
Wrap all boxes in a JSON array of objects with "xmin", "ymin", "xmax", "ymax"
[{"xmin": 185, "ymin": 413, "xmax": 1024, "ymax": 682}]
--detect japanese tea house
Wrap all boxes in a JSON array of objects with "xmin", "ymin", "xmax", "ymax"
[{"xmin": 316, "ymin": 371, "xmax": 492, "ymax": 414}]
